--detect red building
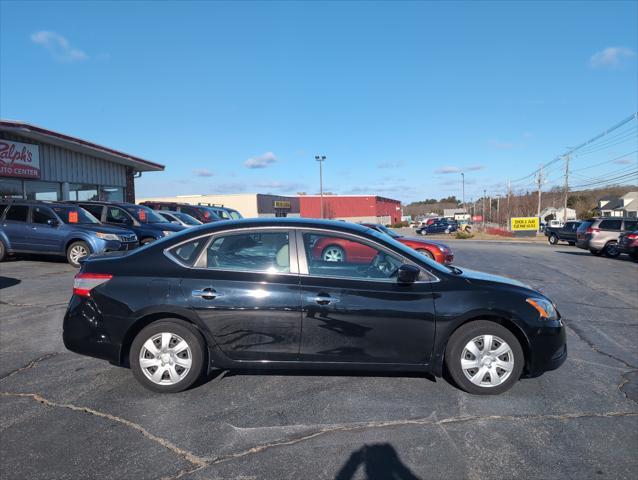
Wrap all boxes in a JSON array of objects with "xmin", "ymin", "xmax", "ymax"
[{"xmin": 299, "ymin": 195, "xmax": 402, "ymax": 224}]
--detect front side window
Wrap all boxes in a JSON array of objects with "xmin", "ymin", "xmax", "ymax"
[
  {"xmin": 52, "ymin": 206, "xmax": 100, "ymax": 224},
  {"xmin": 106, "ymin": 206, "xmax": 132, "ymax": 224},
  {"xmin": 4, "ymin": 205, "xmax": 29, "ymax": 222},
  {"xmin": 32, "ymin": 206, "xmax": 57, "ymax": 224},
  {"xmin": 206, "ymin": 231, "xmax": 290, "ymax": 273},
  {"xmin": 303, "ymin": 232, "xmax": 404, "ymax": 280}
]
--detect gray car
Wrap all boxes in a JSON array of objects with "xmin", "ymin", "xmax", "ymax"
[
  {"xmin": 576, "ymin": 217, "xmax": 638, "ymax": 257},
  {"xmin": 156, "ymin": 210, "xmax": 203, "ymax": 227}
]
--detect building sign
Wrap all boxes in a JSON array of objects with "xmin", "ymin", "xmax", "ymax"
[
  {"xmin": 0, "ymin": 140, "xmax": 41, "ymax": 179},
  {"xmin": 273, "ymin": 201, "xmax": 291, "ymax": 209},
  {"xmin": 510, "ymin": 216, "xmax": 539, "ymax": 231}
]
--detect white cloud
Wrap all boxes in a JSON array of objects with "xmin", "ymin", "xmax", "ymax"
[
  {"xmin": 30, "ymin": 31, "xmax": 88, "ymax": 62},
  {"xmin": 614, "ymin": 157, "xmax": 635, "ymax": 165},
  {"xmin": 435, "ymin": 166, "xmax": 462, "ymax": 174},
  {"xmin": 193, "ymin": 168, "xmax": 214, "ymax": 177},
  {"xmin": 244, "ymin": 152, "xmax": 277, "ymax": 169},
  {"xmin": 589, "ymin": 47, "xmax": 635, "ymax": 68}
]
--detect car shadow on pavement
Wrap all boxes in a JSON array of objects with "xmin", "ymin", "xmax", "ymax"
[
  {"xmin": 335, "ymin": 443, "xmax": 421, "ymax": 480},
  {"xmin": 554, "ymin": 251, "xmax": 635, "ymax": 262},
  {"xmin": 0, "ymin": 277, "xmax": 21, "ymax": 290}
]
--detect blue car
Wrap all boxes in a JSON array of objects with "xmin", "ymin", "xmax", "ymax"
[
  {"xmin": 0, "ymin": 201, "xmax": 138, "ymax": 267},
  {"xmin": 416, "ymin": 220, "xmax": 458, "ymax": 235},
  {"xmin": 68, "ymin": 201, "xmax": 187, "ymax": 245}
]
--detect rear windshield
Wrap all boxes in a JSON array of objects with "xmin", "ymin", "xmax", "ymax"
[
  {"xmin": 577, "ymin": 221, "xmax": 593, "ymax": 231},
  {"xmin": 52, "ymin": 206, "xmax": 100, "ymax": 224},
  {"xmin": 174, "ymin": 212, "xmax": 202, "ymax": 225},
  {"xmin": 123, "ymin": 205, "xmax": 169, "ymax": 223}
]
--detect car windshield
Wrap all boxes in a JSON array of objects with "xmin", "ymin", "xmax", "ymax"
[
  {"xmin": 174, "ymin": 212, "xmax": 202, "ymax": 225},
  {"xmin": 123, "ymin": 205, "xmax": 168, "ymax": 223},
  {"xmin": 51, "ymin": 206, "xmax": 100, "ymax": 224},
  {"xmin": 372, "ymin": 224, "xmax": 401, "ymax": 238},
  {"xmin": 228, "ymin": 209, "xmax": 242, "ymax": 219}
]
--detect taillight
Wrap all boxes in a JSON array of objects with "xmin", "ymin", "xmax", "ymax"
[
  {"xmin": 586, "ymin": 227, "xmax": 600, "ymax": 234},
  {"xmin": 627, "ymin": 233, "xmax": 638, "ymax": 240},
  {"xmin": 73, "ymin": 273, "xmax": 113, "ymax": 297}
]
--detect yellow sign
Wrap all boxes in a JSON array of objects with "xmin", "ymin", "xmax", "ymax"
[
  {"xmin": 510, "ymin": 217, "xmax": 539, "ymax": 231},
  {"xmin": 273, "ymin": 201, "xmax": 291, "ymax": 209}
]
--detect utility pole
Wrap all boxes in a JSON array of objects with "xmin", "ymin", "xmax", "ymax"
[
  {"xmin": 536, "ymin": 164, "xmax": 544, "ymax": 234},
  {"xmin": 461, "ymin": 172, "xmax": 465, "ymax": 212},
  {"xmin": 315, "ymin": 155, "xmax": 326, "ymax": 218},
  {"xmin": 563, "ymin": 155, "xmax": 570, "ymax": 224},
  {"xmin": 482, "ymin": 189, "xmax": 486, "ymax": 230},
  {"xmin": 496, "ymin": 195, "xmax": 500, "ymax": 226},
  {"xmin": 507, "ymin": 180, "xmax": 511, "ymax": 230}
]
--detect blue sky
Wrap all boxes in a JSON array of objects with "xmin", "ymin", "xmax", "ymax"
[{"xmin": 1, "ymin": 0, "xmax": 636, "ymax": 203}]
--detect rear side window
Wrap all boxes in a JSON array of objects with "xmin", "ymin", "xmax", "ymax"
[
  {"xmin": 4, "ymin": 205, "xmax": 28, "ymax": 222},
  {"xmin": 168, "ymin": 238, "xmax": 205, "ymax": 266},
  {"xmin": 206, "ymin": 231, "xmax": 290, "ymax": 272},
  {"xmin": 599, "ymin": 219, "xmax": 622, "ymax": 230},
  {"xmin": 624, "ymin": 220, "xmax": 638, "ymax": 231}
]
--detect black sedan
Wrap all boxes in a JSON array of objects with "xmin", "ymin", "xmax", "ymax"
[
  {"xmin": 63, "ymin": 218, "xmax": 566, "ymax": 395},
  {"xmin": 417, "ymin": 220, "xmax": 458, "ymax": 235}
]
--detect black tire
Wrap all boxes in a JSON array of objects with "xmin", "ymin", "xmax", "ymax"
[
  {"xmin": 444, "ymin": 320, "xmax": 524, "ymax": 395},
  {"xmin": 590, "ymin": 248, "xmax": 602, "ymax": 256},
  {"xmin": 321, "ymin": 245, "xmax": 346, "ymax": 262},
  {"xmin": 140, "ymin": 237, "xmax": 155, "ymax": 245},
  {"xmin": 416, "ymin": 248, "xmax": 435, "ymax": 260},
  {"xmin": 0, "ymin": 241, "xmax": 6, "ymax": 262},
  {"xmin": 604, "ymin": 241, "xmax": 620, "ymax": 258},
  {"xmin": 568, "ymin": 242, "xmax": 575, "ymax": 246},
  {"xmin": 130, "ymin": 320, "xmax": 206, "ymax": 393},
  {"xmin": 66, "ymin": 241, "xmax": 91, "ymax": 268},
  {"xmin": 548, "ymin": 234, "xmax": 558, "ymax": 245}
]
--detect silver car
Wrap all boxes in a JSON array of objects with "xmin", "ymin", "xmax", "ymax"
[
  {"xmin": 156, "ymin": 210, "xmax": 203, "ymax": 227},
  {"xmin": 576, "ymin": 217, "xmax": 638, "ymax": 257}
]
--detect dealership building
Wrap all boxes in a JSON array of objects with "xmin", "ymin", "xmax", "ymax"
[
  {"xmin": 137, "ymin": 193, "xmax": 301, "ymax": 218},
  {"xmin": 0, "ymin": 121, "xmax": 164, "ymax": 202}
]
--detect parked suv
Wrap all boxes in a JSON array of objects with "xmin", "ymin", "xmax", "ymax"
[
  {"xmin": 67, "ymin": 201, "xmax": 186, "ymax": 245},
  {"xmin": 0, "ymin": 200, "xmax": 138, "ymax": 267},
  {"xmin": 576, "ymin": 217, "xmax": 638, "ymax": 257},
  {"xmin": 139, "ymin": 201, "xmax": 228, "ymax": 223},
  {"xmin": 545, "ymin": 220, "xmax": 581, "ymax": 245},
  {"xmin": 618, "ymin": 230, "xmax": 638, "ymax": 261}
]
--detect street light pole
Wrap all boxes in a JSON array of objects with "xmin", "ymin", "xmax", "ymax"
[
  {"xmin": 315, "ymin": 155, "xmax": 326, "ymax": 218},
  {"xmin": 461, "ymin": 172, "xmax": 465, "ymax": 211}
]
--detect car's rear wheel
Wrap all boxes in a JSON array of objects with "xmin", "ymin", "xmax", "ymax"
[
  {"xmin": 66, "ymin": 241, "xmax": 90, "ymax": 268},
  {"xmin": 416, "ymin": 248, "xmax": 435, "ymax": 260},
  {"xmin": 322, "ymin": 245, "xmax": 345, "ymax": 262},
  {"xmin": 568, "ymin": 242, "xmax": 575, "ymax": 246},
  {"xmin": 130, "ymin": 320, "xmax": 206, "ymax": 393},
  {"xmin": 0, "ymin": 241, "xmax": 6, "ymax": 262},
  {"xmin": 604, "ymin": 241, "xmax": 620, "ymax": 258},
  {"xmin": 548, "ymin": 234, "xmax": 558, "ymax": 245},
  {"xmin": 445, "ymin": 320, "xmax": 524, "ymax": 395}
]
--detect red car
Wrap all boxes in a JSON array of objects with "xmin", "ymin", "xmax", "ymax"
[{"xmin": 311, "ymin": 223, "xmax": 454, "ymax": 265}]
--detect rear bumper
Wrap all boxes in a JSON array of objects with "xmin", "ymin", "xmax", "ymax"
[{"xmin": 62, "ymin": 296, "xmax": 121, "ymax": 364}]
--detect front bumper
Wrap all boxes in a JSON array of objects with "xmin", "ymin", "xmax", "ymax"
[
  {"xmin": 526, "ymin": 320, "xmax": 567, "ymax": 374},
  {"xmin": 98, "ymin": 239, "xmax": 139, "ymax": 253}
]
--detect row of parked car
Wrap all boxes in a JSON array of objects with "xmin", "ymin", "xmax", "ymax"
[
  {"xmin": 0, "ymin": 200, "xmax": 243, "ymax": 267},
  {"xmin": 544, "ymin": 217, "xmax": 638, "ymax": 261}
]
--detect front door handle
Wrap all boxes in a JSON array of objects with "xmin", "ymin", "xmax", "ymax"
[
  {"xmin": 307, "ymin": 295, "xmax": 340, "ymax": 306},
  {"xmin": 192, "ymin": 288, "xmax": 223, "ymax": 300}
]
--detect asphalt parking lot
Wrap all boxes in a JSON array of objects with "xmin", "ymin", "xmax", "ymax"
[{"xmin": 1, "ymin": 242, "xmax": 637, "ymax": 480}]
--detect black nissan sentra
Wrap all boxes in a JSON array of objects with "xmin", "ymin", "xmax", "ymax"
[{"xmin": 63, "ymin": 218, "xmax": 566, "ymax": 395}]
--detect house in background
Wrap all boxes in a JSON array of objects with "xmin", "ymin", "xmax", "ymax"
[{"xmin": 596, "ymin": 191, "xmax": 637, "ymax": 217}]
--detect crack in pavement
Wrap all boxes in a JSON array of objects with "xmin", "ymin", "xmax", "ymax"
[
  {"xmin": 560, "ymin": 301, "xmax": 637, "ymax": 311},
  {"xmin": 0, "ymin": 300, "xmax": 68, "ymax": 308},
  {"xmin": 565, "ymin": 322, "xmax": 637, "ymax": 370},
  {"xmin": 0, "ymin": 392, "xmax": 208, "ymax": 469},
  {"xmin": 0, "ymin": 353, "xmax": 59, "ymax": 382}
]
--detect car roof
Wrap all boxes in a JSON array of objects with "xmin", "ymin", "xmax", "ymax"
[
  {"xmin": 1, "ymin": 199, "xmax": 74, "ymax": 208},
  {"xmin": 185, "ymin": 217, "xmax": 375, "ymax": 234}
]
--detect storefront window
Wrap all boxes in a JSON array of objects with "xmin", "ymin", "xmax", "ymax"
[
  {"xmin": 0, "ymin": 179, "xmax": 23, "ymax": 198},
  {"xmin": 100, "ymin": 186, "xmax": 124, "ymax": 202},
  {"xmin": 70, "ymin": 184, "xmax": 99, "ymax": 201},
  {"xmin": 25, "ymin": 181, "xmax": 60, "ymax": 201}
]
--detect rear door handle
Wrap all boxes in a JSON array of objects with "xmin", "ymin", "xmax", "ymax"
[
  {"xmin": 307, "ymin": 295, "xmax": 340, "ymax": 306},
  {"xmin": 192, "ymin": 288, "xmax": 223, "ymax": 300}
]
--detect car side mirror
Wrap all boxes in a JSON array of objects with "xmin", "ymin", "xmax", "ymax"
[
  {"xmin": 397, "ymin": 264, "xmax": 420, "ymax": 285},
  {"xmin": 47, "ymin": 219, "xmax": 59, "ymax": 227}
]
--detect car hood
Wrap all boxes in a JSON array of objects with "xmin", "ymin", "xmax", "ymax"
[
  {"xmin": 458, "ymin": 268, "xmax": 529, "ymax": 289},
  {"xmin": 75, "ymin": 224, "xmax": 135, "ymax": 235}
]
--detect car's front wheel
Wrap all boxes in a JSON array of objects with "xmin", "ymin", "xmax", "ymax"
[
  {"xmin": 130, "ymin": 320, "xmax": 206, "ymax": 393},
  {"xmin": 66, "ymin": 241, "xmax": 91, "ymax": 268},
  {"xmin": 416, "ymin": 248, "xmax": 434, "ymax": 260},
  {"xmin": 445, "ymin": 320, "xmax": 524, "ymax": 395},
  {"xmin": 548, "ymin": 234, "xmax": 558, "ymax": 245}
]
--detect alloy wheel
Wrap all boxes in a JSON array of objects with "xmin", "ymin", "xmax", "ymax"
[
  {"xmin": 139, "ymin": 332, "xmax": 193, "ymax": 385},
  {"xmin": 69, "ymin": 245, "xmax": 89, "ymax": 264},
  {"xmin": 460, "ymin": 334, "xmax": 514, "ymax": 387},
  {"xmin": 322, "ymin": 247, "xmax": 344, "ymax": 262}
]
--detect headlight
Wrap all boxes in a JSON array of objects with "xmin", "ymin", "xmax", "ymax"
[
  {"xmin": 437, "ymin": 245, "xmax": 448, "ymax": 252},
  {"xmin": 526, "ymin": 297, "xmax": 558, "ymax": 320},
  {"xmin": 162, "ymin": 230, "xmax": 173, "ymax": 237},
  {"xmin": 95, "ymin": 232, "xmax": 120, "ymax": 241}
]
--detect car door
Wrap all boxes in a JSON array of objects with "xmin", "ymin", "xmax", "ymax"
[
  {"xmin": 297, "ymin": 229, "xmax": 437, "ymax": 364},
  {"xmin": 173, "ymin": 229, "xmax": 303, "ymax": 361},
  {"xmin": 1, "ymin": 205, "xmax": 30, "ymax": 250},
  {"xmin": 28, "ymin": 205, "xmax": 66, "ymax": 252}
]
